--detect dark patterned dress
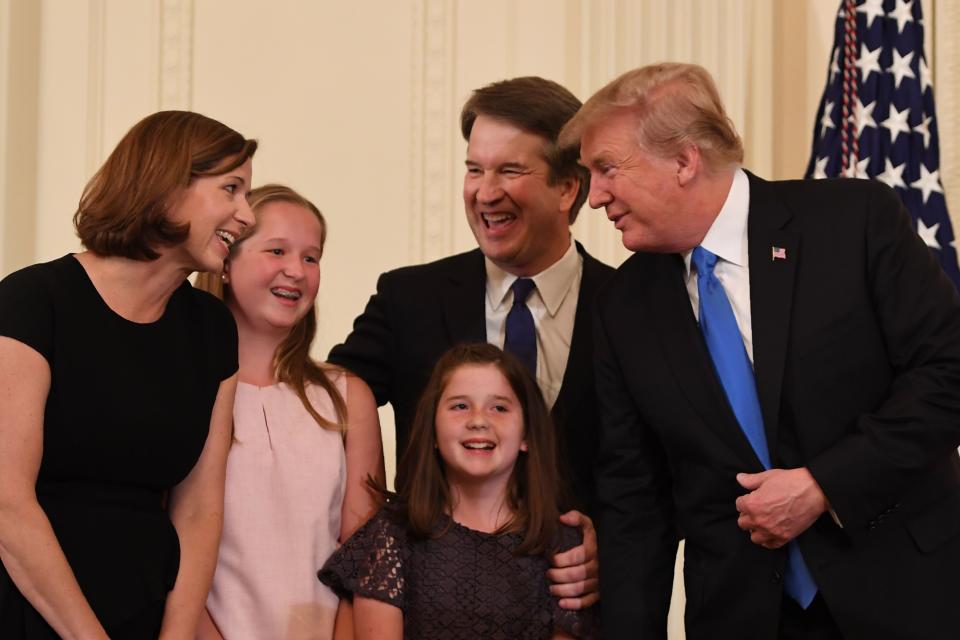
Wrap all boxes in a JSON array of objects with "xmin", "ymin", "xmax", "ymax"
[{"xmin": 319, "ymin": 507, "xmax": 599, "ymax": 639}]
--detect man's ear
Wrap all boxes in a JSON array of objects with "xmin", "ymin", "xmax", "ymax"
[
  {"xmin": 675, "ymin": 144, "xmax": 702, "ymax": 187},
  {"xmin": 557, "ymin": 175, "xmax": 580, "ymax": 217}
]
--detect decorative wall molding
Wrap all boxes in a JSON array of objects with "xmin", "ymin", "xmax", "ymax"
[
  {"xmin": 1, "ymin": 0, "xmax": 40, "ymax": 275},
  {"xmin": 85, "ymin": 0, "xmax": 105, "ymax": 178},
  {"xmin": 408, "ymin": 0, "xmax": 425, "ymax": 264},
  {"xmin": 409, "ymin": 0, "xmax": 456, "ymax": 265},
  {"xmin": 159, "ymin": 0, "xmax": 194, "ymax": 110},
  {"xmin": 0, "ymin": 0, "xmax": 10, "ymax": 272}
]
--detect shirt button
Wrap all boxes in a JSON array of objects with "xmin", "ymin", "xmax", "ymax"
[{"xmin": 772, "ymin": 570, "xmax": 783, "ymax": 583}]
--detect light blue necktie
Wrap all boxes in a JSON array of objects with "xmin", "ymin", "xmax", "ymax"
[{"xmin": 692, "ymin": 246, "xmax": 817, "ymax": 609}]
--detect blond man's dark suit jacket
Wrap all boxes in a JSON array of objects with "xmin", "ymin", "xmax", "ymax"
[
  {"xmin": 595, "ymin": 173, "xmax": 960, "ymax": 639},
  {"xmin": 329, "ymin": 241, "xmax": 614, "ymax": 512}
]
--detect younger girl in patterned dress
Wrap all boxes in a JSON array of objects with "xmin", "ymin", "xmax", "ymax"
[
  {"xmin": 319, "ymin": 343, "xmax": 598, "ymax": 639},
  {"xmin": 195, "ymin": 185, "xmax": 383, "ymax": 640}
]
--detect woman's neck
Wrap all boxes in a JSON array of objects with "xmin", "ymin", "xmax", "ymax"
[
  {"xmin": 74, "ymin": 251, "xmax": 190, "ymax": 323},
  {"xmin": 448, "ymin": 480, "xmax": 514, "ymax": 533}
]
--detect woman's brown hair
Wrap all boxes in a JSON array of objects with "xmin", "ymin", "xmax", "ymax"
[
  {"xmin": 75, "ymin": 110, "xmax": 258, "ymax": 260},
  {"xmin": 386, "ymin": 343, "xmax": 565, "ymax": 556},
  {"xmin": 195, "ymin": 184, "xmax": 346, "ymax": 432}
]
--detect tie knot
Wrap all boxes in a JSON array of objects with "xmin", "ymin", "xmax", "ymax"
[
  {"xmin": 510, "ymin": 278, "xmax": 536, "ymax": 304},
  {"xmin": 691, "ymin": 246, "xmax": 718, "ymax": 279}
]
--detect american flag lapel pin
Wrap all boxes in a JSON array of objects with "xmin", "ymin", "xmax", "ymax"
[{"xmin": 771, "ymin": 246, "xmax": 787, "ymax": 261}]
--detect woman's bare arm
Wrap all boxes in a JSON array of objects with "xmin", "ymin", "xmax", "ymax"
[
  {"xmin": 195, "ymin": 607, "xmax": 225, "ymax": 640},
  {"xmin": 0, "ymin": 337, "xmax": 109, "ymax": 640},
  {"xmin": 158, "ymin": 374, "xmax": 236, "ymax": 639}
]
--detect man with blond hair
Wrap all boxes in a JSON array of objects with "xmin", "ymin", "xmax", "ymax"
[{"xmin": 561, "ymin": 62, "xmax": 960, "ymax": 638}]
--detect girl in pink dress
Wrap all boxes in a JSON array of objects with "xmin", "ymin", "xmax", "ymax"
[{"xmin": 195, "ymin": 184, "xmax": 383, "ymax": 640}]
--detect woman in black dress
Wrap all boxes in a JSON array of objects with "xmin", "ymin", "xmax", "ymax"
[{"xmin": 0, "ymin": 111, "xmax": 257, "ymax": 639}]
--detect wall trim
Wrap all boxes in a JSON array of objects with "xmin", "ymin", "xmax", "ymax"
[
  {"xmin": 0, "ymin": 0, "xmax": 10, "ymax": 272},
  {"xmin": 159, "ymin": 0, "xmax": 194, "ymax": 110},
  {"xmin": 85, "ymin": 0, "xmax": 105, "ymax": 177},
  {"xmin": 410, "ymin": 0, "xmax": 456, "ymax": 264}
]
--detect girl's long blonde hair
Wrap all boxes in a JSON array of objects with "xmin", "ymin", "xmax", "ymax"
[{"xmin": 195, "ymin": 183, "xmax": 347, "ymax": 432}]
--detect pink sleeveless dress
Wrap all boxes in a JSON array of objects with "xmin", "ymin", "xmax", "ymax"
[{"xmin": 207, "ymin": 376, "xmax": 347, "ymax": 640}]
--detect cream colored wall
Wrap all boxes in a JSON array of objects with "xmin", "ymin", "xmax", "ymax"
[{"xmin": 0, "ymin": 1, "xmax": 955, "ymax": 637}]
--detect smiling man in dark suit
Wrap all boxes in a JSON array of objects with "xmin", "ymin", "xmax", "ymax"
[
  {"xmin": 329, "ymin": 76, "xmax": 614, "ymax": 607},
  {"xmin": 562, "ymin": 62, "xmax": 960, "ymax": 639}
]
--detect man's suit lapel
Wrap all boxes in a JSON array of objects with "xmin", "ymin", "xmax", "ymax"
[
  {"xmin": 554, "ymin": 242, "xmax": 604, "ymax": 417},
  {"xmin": 647, "ymin": 254, "xmax": 765, "ymax": 470},
  {"xmin": 745, "ymin": 172, "xmax": 799, "ymax": 458},
  {"xmin": 441, "ymin": 249, "xmax": 487, "ymax": 344}
]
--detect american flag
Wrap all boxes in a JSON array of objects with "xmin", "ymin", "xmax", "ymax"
[{"xmin": 804, "ymin": 0, "xmax": 960, "ymax": 289}]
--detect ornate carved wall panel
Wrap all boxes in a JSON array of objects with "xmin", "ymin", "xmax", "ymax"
[
  {"xmin": 409, "ymin": 0, "xmax": 457, "ymax": 264},
  {"xmin": 159, "ymin": 0, "xmax": 193, "ymax": 111}
]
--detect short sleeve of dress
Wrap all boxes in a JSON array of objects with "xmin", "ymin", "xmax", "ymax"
[
  {"xmin": 0, "ymin": 264, "xmax": 55, "ymax": 362},
  {"xmin": 551, "ymin": 525, "xmax": 602, "ymax": 639},
  {"xmin": 317, "ymin": 507, "xmax": 407, "ymax": 609},
  {"xmin": 191, "ymin": 287, "xmax": 238, "ymax": 381}
]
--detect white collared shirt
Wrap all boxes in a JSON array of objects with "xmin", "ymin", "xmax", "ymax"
[
  {"xmin": 683, "ymin": 168, "xmax": 754, "ymax": 362},
  {"xmin": 485, "ymin": 239, "xmax": 583, "ymax": 408}
]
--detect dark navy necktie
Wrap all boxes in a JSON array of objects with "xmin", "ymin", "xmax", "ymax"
[
  {"xmin": 692, "ymin": 246, "xmax": 817, "ymax": 609},
  {"xmin": 504, "ymin": 278, "xmax": 537, "ymax": 375}
]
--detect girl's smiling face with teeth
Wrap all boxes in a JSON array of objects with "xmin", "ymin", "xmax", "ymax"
[
  {"xmin": 434, "ymin": 363, "xmax": 528, "ymax": 494},
  {"xmin": 223, "ymin": 199, "xmax": 324, "ymax": 336}
]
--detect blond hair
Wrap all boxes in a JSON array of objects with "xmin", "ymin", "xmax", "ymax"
[
  {"xmin": 560, "ymin": 63, "xmax": 743, "ymax": 171},
  {"xmin": 195, "ymin": 184, "xmax": 347, "ymax": 432}
]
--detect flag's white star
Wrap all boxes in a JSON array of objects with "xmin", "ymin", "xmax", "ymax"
[
  {"xmin": 845, "ymin": 155, "xmax": 871, "ymax": 179},
  {"xmin": 887, "ymin": 49, "xmax": 916, "ymax": 89},
  {"xmin": 829, "ymin": 48, "xmax": 841, "ymax": 84},
  {"xmin": 882, "ymin": 104, "xmax": 912, "ymax": 144},
  {"xmin": 856, "ymin": 44, "xmax": 883, "ymax": 82},
  {"xmin": 876, "ymin": 158, "xmax": 907, "ymax": 190},
  {"xmin": 911, "ymin": 164, "xmax": 944, "ymax": 204},
  {"xmin": 855, "ymin": 99, "xmax": 877, "ymax": 136},
  {"xmin": 889, "ymin": 0, "xmax": 915, "ymax": 34},
  {"xmin": 914, "ymin": 114, "xmax": 932, "ymax": 148},
  {"xmin": 813, "ymin": 156, "xmax": 830, "ymax": 180},
  {"xmin": 820, "ymin": 101, "xmax": 835, "ymax": 138},
  {"xmin": 917, "ymin": 219, "xmax": 941, "ymax": 250},
  {"xmin": 919, "ymin": 56, "xmax": 933, "ymax": 93},
  {"xmin": 857, "ymin": 0, "xmax": 885, "ymax": 28}
]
